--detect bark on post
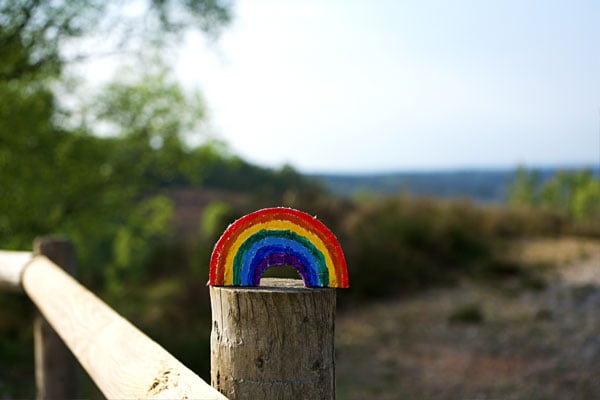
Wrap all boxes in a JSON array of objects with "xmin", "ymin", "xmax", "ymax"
[
  {"xmin": 33, "ymin": 236, "xmax": 78, "ymax": 400},
  {"xmin": 210, "ymin": 278, "xmax": 336, "ymax": 400}
]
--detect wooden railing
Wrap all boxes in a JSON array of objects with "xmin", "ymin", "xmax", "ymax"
[
  {"xmin": 1, "ymin": 236, "xmax": 338, "ymax": 400},
  {"xmin": 0, "ymin": 237, "xmax": 228, "ymax": 399}
]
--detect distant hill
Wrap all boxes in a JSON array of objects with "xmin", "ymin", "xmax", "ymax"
[{"xmin": 309, "ymin": 166, "xmax": 600, "ymax": 203}]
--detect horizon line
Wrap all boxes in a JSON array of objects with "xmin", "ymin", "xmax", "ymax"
[{"xmin": 302, "ymin": 162, "xmax": 600, "ymax": 176}]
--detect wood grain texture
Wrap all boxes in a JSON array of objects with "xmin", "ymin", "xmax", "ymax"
[
  {"xmin": 0, "ymin": 250, "xmax": 31, "ymax": 291},
  {"xmin": 33, "ymin": 237, "xmax": 78, "ymax": 400},
  {"xmin": 22, "ymin": 255, "xmax": 228, "ymax": 400},
  {"xmin": 210, "ymin": 278, "xmax": 336, "ymax": 400}
]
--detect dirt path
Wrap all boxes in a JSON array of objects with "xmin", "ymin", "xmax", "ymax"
[
  {"xmin": 336, "ymin": 238, "xmax": 600, "ymax": 399},
  {"xmin": 559, "ymin": 253, "xmax": 600, "ymax": 285}
]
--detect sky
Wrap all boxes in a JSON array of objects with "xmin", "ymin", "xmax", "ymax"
[{"xmin": 116, "ymin": 0, "xmax": 600, "ymax": 173}]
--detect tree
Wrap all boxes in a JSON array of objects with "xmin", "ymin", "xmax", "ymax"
[
  {"xmin": 507, "ymin": 167, "xmax": 540, "ymax": 207},
  {"xmin": 0, "ymin": 0, "xmax": 231, "ymax": 76},
  {"xmin": 508, "ymin": 167, "xmax": 600, "ymax": 221},
  {"xmin": 90, "ymin": 59, "xmax": 208, "ymax": 185},
  {"xmin": 0, "ymin": 2, "xmax": 233, "ymax": 394},
  {"xmin": 0, "ymin": 0, "xmax": 232, "ymax": 289},
  {"xmin": 571, "ymin": 174, "xmax": 600, "ymax": 221}
]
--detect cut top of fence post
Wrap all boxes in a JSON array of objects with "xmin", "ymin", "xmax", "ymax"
[{"xmin": 34, "ymin": 236, "xmax": 77, "ymax": 276}]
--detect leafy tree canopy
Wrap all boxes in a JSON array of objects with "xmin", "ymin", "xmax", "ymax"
[
  {"xmin": 508, "ymin": 167, "xmax": 600, "ymax": 222},
  {"xmin": 0, "ymin": 0, "xmax": 231, "ymax": 80},
  {"xmin": 0, "ymin": 0, "xmax": 232, "ymax": 292}
]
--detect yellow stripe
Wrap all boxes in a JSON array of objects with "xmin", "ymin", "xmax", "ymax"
[{"xmin": 223, "ymin": 220, "xmax": 337, "ymax": 286}]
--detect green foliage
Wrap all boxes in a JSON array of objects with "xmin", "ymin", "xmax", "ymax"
[
  {"xmin": 448, "ymin": 304, "xmax": 485, "ymax": 324},
  {"xmin": 93, "ymin": 61, "xmax": 205, "ymax": 141},
  {"xmin": 0, "ymin": 62, "xmax": 188, "ymax": 287},
  {"xmin": 108, "ymin": 196, "xmax": 173, "ymax": 296},
  {"xmin": 0, "ymin": 0, "xmax": 234, "ymax": 276},
  {"xmin": 0, "ymin": 0, "xmax": 103, "ymax": 82},
  {"xmin": 572, "ymin": 176, "xmax": 600, "ymax": 220},
  {"xmin": 334, "ymin": 192, "xmax": 573, "ymax": 303},
  {"xmin": 89, "ymin": 60, "xmax": 208, "ymax": 187},
  {"xmin": 508, "ymin": 167, "xmax": 600, "ymax": 224},
  {"xmin": 199, "ymin": 157, "xmax": 324, "ymax": 196},
  {"xmin": 0, "ymin": 0, "xmax": 235, "ymax": 394},
  {"xmin": 342, "ymin": 197, "xmax": 493, "ymax": 299},
  {"xmin": 149, "ymin": 0, "xmax": 231, "ymax": 38},
  {"xmin": 508, "ymin": 167, "xmax": 540, "ymax": 207},
  {"xmin": 201, "ymin": 201, "xmax": 233, "ymax": 239},
  {"xmin": 0, "ymin": 0, "xmax": 230, "ymax": 77}
]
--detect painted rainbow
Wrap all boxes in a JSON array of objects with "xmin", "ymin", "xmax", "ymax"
[{"xmin": 209, "ymin": 208, "xmax": 349, "ymax": 288}]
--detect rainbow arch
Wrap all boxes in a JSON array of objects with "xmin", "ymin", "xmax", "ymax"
[{"xmin": 209, "ymin": 208, "xmax": 349, "ymax": 288}]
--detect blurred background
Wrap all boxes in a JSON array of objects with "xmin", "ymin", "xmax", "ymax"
[{"xmin": 1, "ymin": 0, "xmax": 599, "ymax": 398}]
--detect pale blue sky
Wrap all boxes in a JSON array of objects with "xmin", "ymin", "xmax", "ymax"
[{"xmin": 176, "ymin": 0, "xmax": 599, "ymax": 172}]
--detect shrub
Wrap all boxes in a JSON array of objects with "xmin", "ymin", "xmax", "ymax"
[
  {"xmin": 448, "ymin": 304, "xmax": 485, "ymax": 324},
  {"xmin": 341, "ymin": 196, "xmax": 494, "ymax": 300}
]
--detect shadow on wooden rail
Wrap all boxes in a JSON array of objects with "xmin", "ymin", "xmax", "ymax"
[{"xmin": 0, "ymin": 237, "xmax": 227, "ymax": 400}]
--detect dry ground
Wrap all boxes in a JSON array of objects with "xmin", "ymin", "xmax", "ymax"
[{"xmin": 336, "ymin": 238, "xmax": 600, "ymax": 399}]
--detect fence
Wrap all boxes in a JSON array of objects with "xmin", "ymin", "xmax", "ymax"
[{"xmin": 0, "ymin": 237, "xmax": 336, "ymax": 399}]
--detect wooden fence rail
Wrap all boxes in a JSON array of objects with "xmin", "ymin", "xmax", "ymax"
[
  {"xmin": 2, "ymin": 235, "xmax": 338, "ymax": 400},
  {"xmin": 0, "ymin": 250, "xmax": 31, "ymax": 291},
  {"xmin": 0, "ymin": 240, "xmax": 228, "ymax": 399}
]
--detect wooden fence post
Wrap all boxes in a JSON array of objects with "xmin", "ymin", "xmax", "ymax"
[
  {"xmin": 210, "ymin": 278, "xmax": 336, "ymax": 400},
  {"xmin": 33, "ymin": 236, "xmax": 78, "ymax": 400}
]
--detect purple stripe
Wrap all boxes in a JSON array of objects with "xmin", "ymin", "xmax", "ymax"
[{"xmin": 253, "ymin": 253, "xmax": 309, "ymax": 286}]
